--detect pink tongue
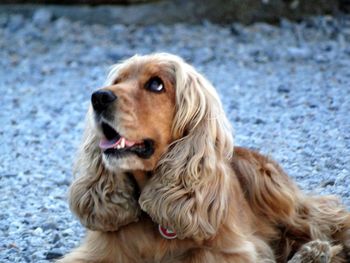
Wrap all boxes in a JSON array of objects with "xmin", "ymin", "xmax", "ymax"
[
  {"xmin": 99, "ymin": 137, "xmax": 137, "ymax": 150},
  {"xmin": 99, "ymin": 138, "xmax": 121, "ymax": 150}
]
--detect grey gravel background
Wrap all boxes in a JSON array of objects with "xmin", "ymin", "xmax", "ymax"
[{"xmin": 0, "ymin": 9, "xmax": 350, "ymax": 263}]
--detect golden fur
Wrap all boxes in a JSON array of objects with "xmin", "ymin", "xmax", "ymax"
[{"xmin": 59, "ymin": 53, "xmax": 350, "ymax": 263}]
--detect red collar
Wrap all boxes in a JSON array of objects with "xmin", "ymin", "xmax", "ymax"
[{"xmin": 158, "ymin": 225, "xmax": 177, "ymax": 239}]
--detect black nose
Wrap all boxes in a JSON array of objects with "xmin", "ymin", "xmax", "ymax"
[{"xmin": 91, "ymin": 90, "xmax": 117, "ymax": 112}]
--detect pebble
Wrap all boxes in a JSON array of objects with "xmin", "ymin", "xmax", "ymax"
[
  {"xmin": 7, "ymin": 14, "xmax": 24, "ymax": 32},
  {"xmin": 45, "ymin": 249, "xmax": 64, "ymax": 260},
  {"xmin": 33, "ymin": 227, "xmax": 44, "ymax": 236},
  {"xmin": 286, "ymin": 47, "xmax": 312, "ymax": 60},
  {"xmin": 42, "ymin": 222, "xmax": 58, "ymax": 231},
  {"xmin": 32, "ymin": 9, "xmax": 53, "ymax": 28}
]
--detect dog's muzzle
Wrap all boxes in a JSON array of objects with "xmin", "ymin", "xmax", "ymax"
[{"xmin": 91, "ymin": 89, "xmax": 117, "ymax": 114}]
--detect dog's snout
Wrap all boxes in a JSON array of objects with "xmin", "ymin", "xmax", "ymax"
[{"xmin": 91, "ymin": 90, "xmax": 117, "ymax": 112}]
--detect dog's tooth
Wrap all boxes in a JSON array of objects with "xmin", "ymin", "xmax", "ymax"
[
  {"xmin": 120, "ymin": 138, "xmax": 125, "ymax": 148},
  {"xmin": 117, "ymin": 145, "xmax": 121, "ymax": 149}
]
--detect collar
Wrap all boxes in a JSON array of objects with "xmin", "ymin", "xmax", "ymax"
[{"xmin": 158, "ymin": 225, "xmax": 177, "ymax": 239}]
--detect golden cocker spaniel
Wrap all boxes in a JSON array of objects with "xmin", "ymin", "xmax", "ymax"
[{"xmin": 59, "ymin": 53, "xmax": 350, "ymax": 263}]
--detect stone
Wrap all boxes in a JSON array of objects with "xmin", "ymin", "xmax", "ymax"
[
  {"xmin": 32, "ymin": 9, "xmax": 53, "ymax": 28},
  {"xmin": 45, "ymin": 249, "xmax": 64, "ymax": 260}
]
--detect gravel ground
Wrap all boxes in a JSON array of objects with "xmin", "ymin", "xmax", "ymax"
[{"xmin": 0, "ymin": 9, "xmax": 350, "ymax": 262}]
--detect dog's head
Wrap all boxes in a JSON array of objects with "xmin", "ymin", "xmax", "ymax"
[
  {"xmin": 74, "ymin": 53, "xmax": 234, "ymax": 238},
  {"xmin": 90, "ymin": 54, "xmax": 177, "ymax": 171},
  {"xmin": 88, "ymin": 53, "xmax": 233, "ymax": 173}
]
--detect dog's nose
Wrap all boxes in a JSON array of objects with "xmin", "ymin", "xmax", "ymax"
[{"xmin": 91, "ymin": 90, "xmax": 117, "ymax": 112}]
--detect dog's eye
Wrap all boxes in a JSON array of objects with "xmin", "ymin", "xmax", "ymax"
[{"xmin": 145, "ymin": 77, "xmax": 164, "ymax": 93}]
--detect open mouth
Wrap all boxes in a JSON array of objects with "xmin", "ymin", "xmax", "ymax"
[{"xmin": 99, "ymin": 122, "xmax": 154, "ymax": 159}]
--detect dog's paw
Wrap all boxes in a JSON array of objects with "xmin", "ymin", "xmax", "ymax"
[{"xmin": 288, "ymin": 240, "xmax": 341, "ymax": 263}]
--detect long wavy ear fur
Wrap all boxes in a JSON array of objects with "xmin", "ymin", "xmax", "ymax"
[
  {"xmin": 139, "ymin": 54, "xmax": 234, "ymax": 240},
  {"xmin": 69, "ymin": 108, "xmax": 140, "ymax": 231}
]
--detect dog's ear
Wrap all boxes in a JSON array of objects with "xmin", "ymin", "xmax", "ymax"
[
  {"xmin": 139, "ymin": 57, "xmax": 234, "ymax": 240},
  {"xmin": 69, "ymin": 109, "xmax": 140, "ymax": 231}
]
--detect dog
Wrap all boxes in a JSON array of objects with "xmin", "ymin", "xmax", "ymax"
[{"xmin": 59, "ymin": 53, "xmax": 350, "ymax": 263}]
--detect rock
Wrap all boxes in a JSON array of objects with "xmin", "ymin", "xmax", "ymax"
[
  {"xmin": 111, "ymin": 24, "xmax": 127, "ymax": 34},
  {"xmin": 42, "ymin": 222, "xmax": 58, "ymax": 231},
  {"xmin": 45, "ymin": 249, "xmax": 64, "ymax": 260},
  {"xmin": 33, "ymin": 227, "xmax": 43, "ymax": 236},
  {"xmin": 286, "ymin": 47, "xmax": 311, "ymax": 61},
  {"xmin": 251, "ymin": 49, "xmax": 275, "ymax": 63},
  {"xmin": 277, "ymin": 84, "xmax": 291, "ymax": 94},
  {"xmin": 7, "ymin": 14, "xmax": 24, "ymax": 32},
  {"xmin": 54, "ymin": 17, "xmax": 70, "ymax": 32},
  {"xmin": 314, "ymin": 53, "xmax": 329, "ymax": 63},
  {"xmin": 320, "ymin": 179, "xmax": 336, "ymax": 188},
  {"xmin": 62, "ymin": 228, "xmax": 75, "ymax": 237},
  {"xmin": 254, "ymin": 118, "xmax": 266, "ymax": 125},
  {"xmin": 32, "ymin": 9, "xmax": 53, "ymax": 28},
  {"xmin": 51, "ymin": 233, "xmax": 61, "ymax": 244}
]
